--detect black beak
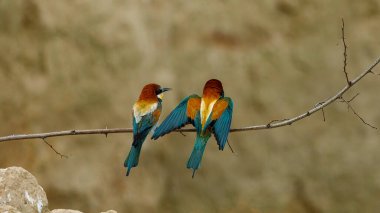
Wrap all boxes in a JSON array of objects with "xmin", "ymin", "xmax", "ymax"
[{"xmin": 160, "ymin": 88, "xmax": 171, "ymax": 93}]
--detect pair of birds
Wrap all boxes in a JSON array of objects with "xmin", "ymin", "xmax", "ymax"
[{"xmin": 124, "ymin": 79, "xmax": 233, "ymax": 177}]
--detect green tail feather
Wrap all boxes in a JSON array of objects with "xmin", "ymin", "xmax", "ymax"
[
  {"xmin": 187, "ymin": 133, "xmax": 211, "ymax": 178},
  {"xmin": 124, "ymin": 142, "xmax": 143, "ymax": 176}
]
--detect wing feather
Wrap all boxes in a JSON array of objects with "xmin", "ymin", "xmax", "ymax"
[
  {"xmin": 212, "ymin": 97, "xmax": 233, "ymax": 150},
  {"xmin": 152, "ymin": 94, "xmax": 201, "ymax": 139},
  {"xmin": 132, "ymin": 112, "xmax": 157, "ymax": 146}
]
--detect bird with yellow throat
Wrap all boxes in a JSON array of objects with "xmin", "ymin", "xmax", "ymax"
[
  {"xmin": 152, "ymin": 79, "xmax": 233, "ymax": 177},
  {"xmin": 124, "ymin": 83, "xmax": 171, "ymax": 176}
]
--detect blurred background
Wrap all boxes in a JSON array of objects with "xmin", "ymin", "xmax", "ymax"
[{"xmin": 1, "ymin": 0, "xmax": 380, "ymax": 212}]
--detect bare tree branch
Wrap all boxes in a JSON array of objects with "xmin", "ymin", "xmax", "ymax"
[
  {"xmin": 315, "ymin": 102, "xmax": 326, "ymax": 122},
  {"xmin": 178, "ymin": 131, "xmax": 187, "ymax": 137},
  {"xmin": 0, "ymin": 56, "xmax": 378, "ymax": 143},
  {"xmin": 339, "ymin": 93, "xmax": 360, "ymax": 111},
  {"xmin": 266, "ymin": 118, "xmax": 290, "ymax": 128},
  {"xmin": 227, "ymin": 139, "xmax": 235, "ymax": 154},
  {"xmin": 339, "ymin": 97, "xmax": 377, "ymax": 129},
  {"xmin": 341, "ymin": 18, "xmax": 351, "ymax": 85},
  {"xmin": 369, "ymin": 70, "xmax": 380, "ymax": 76},
  {"xmin": 42, "ymin": 138, "xmax": 68, "ymax": 159},
  {"xmin": 347, "ymin": 93, "xmax": 360, "ymax": 103},
  {"xmin": 321, "ymin": 108, "xmax": 326, "ymax": 122}
]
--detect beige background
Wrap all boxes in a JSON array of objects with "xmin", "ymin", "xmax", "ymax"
[{"xmin": 1, "ymin": 0, "xmax": 380, "ymax": 212}]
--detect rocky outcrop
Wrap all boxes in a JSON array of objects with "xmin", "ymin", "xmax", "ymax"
[
  {"xmin": 0, "ymin": 204, "xmax": 22, "ymax": 213},
  {"xmin": 0, "ymin": 167, "xmax": 117, "ymax": 213},
  {"xmin": 0, "ymin": 167, "xmax": 49, "ymax": 213}
]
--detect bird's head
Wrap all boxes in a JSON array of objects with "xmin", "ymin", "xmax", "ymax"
[
  {"xmin": 139, "ymin": 83, "xmax": 171, "ymax": 101},
  {"xmin": 156, "ymin": 86, "xmax": 171, "ymax": 101},
  {"xmin": 203, "ymin": 79, "xmax": 224, "ymax": 98}
]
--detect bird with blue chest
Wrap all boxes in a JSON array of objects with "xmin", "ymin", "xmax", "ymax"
[
  {"xmin": 152, "ymin": 79, "xmax": 233, "ymax": 177},
  {"xmin": 124, "ymin": 83, "xmax": 171, "ymax": 176}
]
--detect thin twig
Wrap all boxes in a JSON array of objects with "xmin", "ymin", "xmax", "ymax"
[
  {"xmin": 347, "ymin": 93, "xmax": 360, "ymax": 103},
  {"xmin": 339, "ymin": 97, "xmax": 377, "ymax": 129},
  {"xmin": 178, "ymin": 131, "xmax": 187, "ymax": 137},
  {"xmin": 226, "ymin": 139, "xmax": 235, "ymax": 154},
  {"xmin": 339, "ymin": 93, "xmax": 360, "ymax": 111},
  {"xmin": 321, "ymin": 108, "xmax": 326, "ymax": 122},
  {"xmin": 341, "ymin": 18, "xmax": 351, "ymax": 85},
  {"xmin": 315, "ymin": 102, "xmax": 326, "ymax": 122},
  {"xmin": 42, "ymin": 138, "xmax": 68, "ymax": 159}
]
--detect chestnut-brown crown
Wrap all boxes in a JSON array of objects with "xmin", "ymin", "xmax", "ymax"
[
  {"xmin": 138, "ymin": 83, "xmax": 161, "ymax": 101},
  {"xmin": 203, "ymin": 79, "xmax": 224, "ymax": 97}
]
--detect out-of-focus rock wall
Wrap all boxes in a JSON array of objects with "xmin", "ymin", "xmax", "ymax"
[{"xmin": 1, "ymin": 0, "xmax": 380, "ymax": 212}]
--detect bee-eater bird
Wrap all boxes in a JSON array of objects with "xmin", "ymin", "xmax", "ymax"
[
  {"xmin": 152, "ymin": 79, "xmax": 233, "ymax": 177},
  {"xmin": 124, "ymin": 83, "xmax": 171, "ymax": 176}
]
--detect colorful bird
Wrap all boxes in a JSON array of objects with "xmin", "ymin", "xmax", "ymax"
[
  {"xmin": 152, "ymin": 79, "xmax": 233, "ymax": 177},
  {"xmin": 124, "ymin": 83, "xmax": 171, "ymax": 176}
]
